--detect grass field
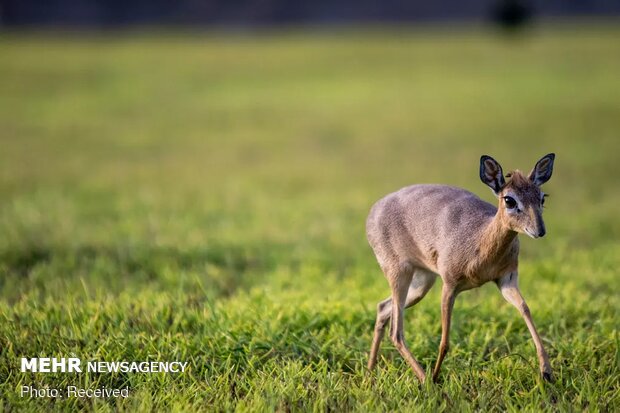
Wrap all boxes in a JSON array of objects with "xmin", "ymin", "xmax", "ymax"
[{"xmin": 0, "ymin": 24, "xmax": 619, "ymax": 411}]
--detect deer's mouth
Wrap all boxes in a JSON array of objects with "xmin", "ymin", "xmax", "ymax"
[{"xmin": 523, "ymin": 228, "xmax": 539, "ymax": 239}]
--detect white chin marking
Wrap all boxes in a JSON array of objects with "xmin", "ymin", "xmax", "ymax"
[{"xmin": 524, "ymin": 230, "xmax": 538, "ymax": 239}]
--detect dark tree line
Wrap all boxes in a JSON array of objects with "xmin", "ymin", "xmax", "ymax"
[{"xmin": 1, "ymin": 0, "xmax": 619, "ymax": 27}]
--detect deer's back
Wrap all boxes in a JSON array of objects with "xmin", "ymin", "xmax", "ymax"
[{"xmin": 366, "ymin": 184, "xmax": 497, "ymax": 275}]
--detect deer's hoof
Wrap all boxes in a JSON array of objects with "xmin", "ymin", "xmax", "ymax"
[{"xmin": 541, "ymin": 370, "xmax": 554, "ymax": 382}]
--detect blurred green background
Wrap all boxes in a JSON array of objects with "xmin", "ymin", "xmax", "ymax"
[{"xmin": 0, "ymin": 25, "xmax": 618, "ymax": 411}]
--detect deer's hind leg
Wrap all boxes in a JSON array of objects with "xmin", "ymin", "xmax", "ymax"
[
  {"xmin": 368, "ymin": 265, "xmax": 435, "ymax": 381},
  {"xmin": 367, "ymin": 295, "xmax": 393, "ymax": 370}
]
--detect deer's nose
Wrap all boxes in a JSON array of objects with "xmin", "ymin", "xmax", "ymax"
[{"xmin": 537, "ymin": 228, "xmax": 546, "ymax": 238}]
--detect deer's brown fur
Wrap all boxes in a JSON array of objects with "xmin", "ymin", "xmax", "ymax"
[{"xmin": 366, "ymin": 154, "xmax": 555, "ymax": 383}]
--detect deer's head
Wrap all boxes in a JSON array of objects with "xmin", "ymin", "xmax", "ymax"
[{"xmin": 480, "ymin": 153, "xmax": 555, "ymax": 238}]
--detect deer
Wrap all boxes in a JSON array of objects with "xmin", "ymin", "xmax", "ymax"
[{"xmin": 366, "ymin": 153, "xmax": 555, "ymax": 383}]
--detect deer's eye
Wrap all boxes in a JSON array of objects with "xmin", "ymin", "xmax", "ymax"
[
  {"xmin": 503, "ymin": 196, "xmax": 517, "ymax": 209},
  {"xmin": 541, "ymin": 194, "xmax": 548, "ymax": 206}
]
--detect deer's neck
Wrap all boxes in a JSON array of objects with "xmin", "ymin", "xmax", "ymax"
[{"xmin": 478, "ymin": 211, "xmax": 518, "ymax": 265}]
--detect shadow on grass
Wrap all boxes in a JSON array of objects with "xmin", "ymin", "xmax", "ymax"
[{"xmin": 0, "ymin": 242, "xmax": 288, "ymax": 300}]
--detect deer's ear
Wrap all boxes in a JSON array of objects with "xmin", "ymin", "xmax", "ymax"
[
  {"xmin": 479, "ymin": 155, "xmax": 506, "ymax": 195},
  {"xmin": 528, "ymin": 153, "xmax": 555, "ymax": 186}
]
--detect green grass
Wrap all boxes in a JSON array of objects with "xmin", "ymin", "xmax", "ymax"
[{"xmin": 0, "ymin": 24, "xmax": 619, "ymax": 411}]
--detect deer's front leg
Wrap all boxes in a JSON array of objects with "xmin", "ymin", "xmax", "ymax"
[
  {"xmin": 432, "ymin": 283, "xmax": 457, "ymax": 382},
  {"xmin": 496, "ymin": 272, "xmax": 553, "ymax": 382}
]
